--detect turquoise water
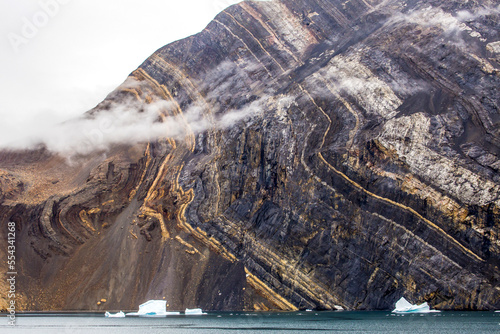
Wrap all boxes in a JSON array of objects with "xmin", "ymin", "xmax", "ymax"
[{"xmin": 3, "ymin": 311, "xmax": 500, "ymax": 333}]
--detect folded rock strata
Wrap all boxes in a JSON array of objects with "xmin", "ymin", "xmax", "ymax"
[{"xmin": 0, "ymin": 0, "xmax": 499, "ymax": 311}]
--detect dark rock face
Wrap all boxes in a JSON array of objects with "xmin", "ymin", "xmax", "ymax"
[{"xmin": 1, "ymin": 0, "xmax": 499, "ymax": 311}]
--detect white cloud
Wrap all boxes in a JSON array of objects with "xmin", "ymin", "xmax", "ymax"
[
  {"xmin": 0, "ymin": 93, "xmax": 266, "ymax": 157},
  {"xmin": 387, "ymin": 4, "xmax": 500, "ymax": 39},
  {"xmin": 392, "ymin": 6, "xmax": 463, "ymax": 34},
  {"xmin": 456, "ymin": 5, "xmax": 500, "ymax": 22},
  {"xmin": 0, "ymin": 62, "xmax": 271, "ymax": 157},
  {"xmin": 217, "ymin": 96, "xmax": 267, "ymax": 127},
  {"xmin": 0, "ymin": 0, "xmax": 244, "ymax": 149}
]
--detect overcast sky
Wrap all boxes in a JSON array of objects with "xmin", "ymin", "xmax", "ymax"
[{"xmin": 0, "ymin": 0, "xmax": 243, "ymax": 137}]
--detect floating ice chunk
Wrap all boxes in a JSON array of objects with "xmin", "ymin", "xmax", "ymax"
[
  {"xmin": 165, "ymin": 311, "xmax": 181, "ymax": 315},
  {"xmin": 185, "ymin": 308, "xmax": 207, "ymax": 315},
  {"xmin": 105, "ymin": 311, "xmax": 125, "ymax": 318},
  {"xmin": 126, "ymin": 300, "xmax": 176, "ymax": 317},
  {"xmin": 392, "ymin": 297, "xmax": 441, "ymax": 314},
  {"xmin": 394, "ymin": 297, "xmax": 413, "ymax": 311}
]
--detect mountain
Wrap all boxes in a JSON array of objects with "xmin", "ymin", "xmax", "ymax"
[{"xmin": 1, "ymin": 0, "xmax": 499, "ymax": 311}]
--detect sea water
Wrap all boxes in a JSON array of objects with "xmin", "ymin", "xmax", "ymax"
[{"xmin": 2, "ymin": 311, "xmax": 499, "ymax": 333}]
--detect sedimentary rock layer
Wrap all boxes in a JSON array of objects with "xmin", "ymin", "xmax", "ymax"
[{"xmin": 0, "ymin": 0, "xmax": 499, "ymax": 311}]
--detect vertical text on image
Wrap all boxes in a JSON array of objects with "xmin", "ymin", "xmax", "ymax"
[{"xmin": 7, "ymin": 222, "xmax": 16, "ymax": 326}]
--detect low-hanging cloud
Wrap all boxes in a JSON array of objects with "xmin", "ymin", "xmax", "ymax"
[
  {"xmin": 390, "ymin": 5, "xmax": 500, "ymax": 31},
  {"xmin": 387, "ymin": 4, "xmax": 500, "ymax": 45},
  {"xmin": 0, "ymin": 61, "xmax": 270, "ymax": 157},
  {"xmin": 0, "ymin": 97, "xmax": 192, "ymax": 156},
  {"xmin": 456, "ymin": 5, "xmax": 500, "ymax": 22}
]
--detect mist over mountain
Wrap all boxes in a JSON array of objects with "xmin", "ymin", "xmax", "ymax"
[{"xmin": 1, "ymin": 0, "xmax": 499, "ymax": 311}]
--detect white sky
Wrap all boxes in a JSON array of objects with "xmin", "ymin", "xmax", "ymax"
[{"xmin": 0, "ymin": 0, "xmax": 242, "ymax": 133}]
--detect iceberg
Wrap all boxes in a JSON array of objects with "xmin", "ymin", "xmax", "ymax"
[
  {"xmin": 185, "ymin": 308, "xmax": 207, "ymax": 315},
  {"xmin": 126, "ymin": 300, "xmax": 179, "ymax": 317},
  {"xmin": 392, "ymin": 297, "xmax": 440, "ymax": 314},
  {"xmin": 105, "ymin": 311, "xmax": 125, "ymax": 318}
]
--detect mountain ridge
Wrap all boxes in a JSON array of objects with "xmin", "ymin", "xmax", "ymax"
[{"xmin": 1, "ymin": 0, "xmax": 499, "ymax": 311}]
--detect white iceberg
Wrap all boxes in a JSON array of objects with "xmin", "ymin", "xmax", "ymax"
[
  {"xmin": 185, "ymin": 308, "xmax": 207, "ymax": 315},
  {"xmin": 126, "ymin": 300, "xmax": 179, "ymax": 317},
  {"xmin": 165, "ymin": 311, "xmax": 181, "ymax": 315},
  {"xmin": 105, "ymin": 311, "xmax": 125, "ymax": 318},
  {"xmin": 392, "ymin": 297, "xmax": 441, "ymax": 314}
]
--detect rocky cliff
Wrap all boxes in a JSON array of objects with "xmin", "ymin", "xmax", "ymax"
[{"xmin": 1, "ymin": 0, "xmax": 499, "ymax": 311}]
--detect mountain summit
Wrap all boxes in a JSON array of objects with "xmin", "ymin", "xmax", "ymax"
[{"xmin": 1, "ymin": 0, "xmax": 499, "ymax": 311}]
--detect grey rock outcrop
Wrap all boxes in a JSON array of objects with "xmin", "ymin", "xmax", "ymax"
[{"xmin": 0, "ymin": 0, "xmax": 499, "ymax": 311}]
